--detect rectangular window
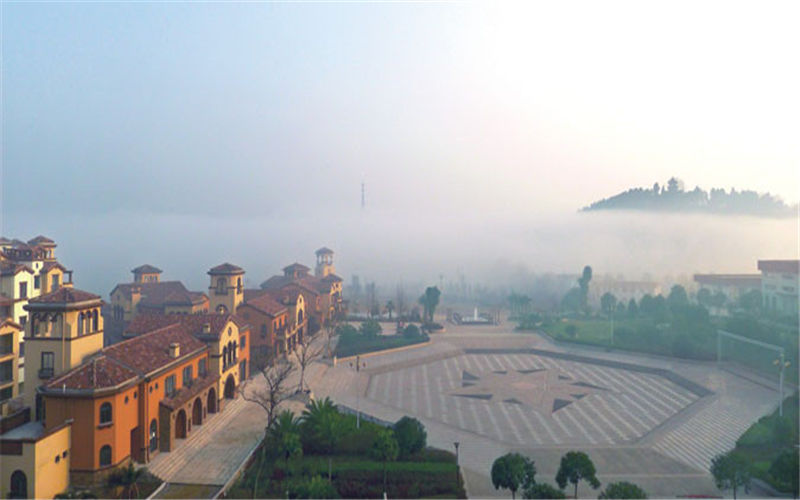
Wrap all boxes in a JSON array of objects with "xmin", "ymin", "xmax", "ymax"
[
  {"xmin": 40, "ymin": 352, "xmax": 54, "ymax": 379},
  {"xmin": 165, "ymin": 375, "xmax": 176, "ymax": 396},
  {"xmin": 19, "ymin": 282, "xmax": 27, "ymax": 299},
  {"xmin": 34, "ymin": 275, "xmax": 41, "ymax": 290},
  {"xmin": 198, "ymin": 358, "xmax": 207, "ymax": 377},
  {"xmin": 19, "ymin": 315, "xmax": 27, "ymax": 327},
  {"xmin": 240, "ymin": 334, "xmax": 246, "ymax": 350},
  {"xmin": 182, "ymin": 365, "xmax": 193, "ymax": 387},
  {"xmin": 51, "ymin": 275, "xmax": 60, "ymax": 291}
]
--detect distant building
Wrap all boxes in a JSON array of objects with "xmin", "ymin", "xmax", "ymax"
[
  {"xmin": 758, "ymin": 260, "xmax": 799, "ymax": 315},
  {"xmin": 692, "ymin": 274, "xmax": 761, "ymax": 300},
  {"xmin": 0, "ymin": 235, "xmax": 73, "ymax": 388},
  {"xmin": 590, "ymin": 278, "xmax": 662, "ymax": 305},
  {"xmin": 259, "ymin": 247, "xmax": 344, "ymax": 329},
  {"xmin": 109, "ymin": 265, "xmax": 209, "ymax": 322},
  {"xmin": 0, "ymin": 304, "xmax": 21, "ymax": 415}
]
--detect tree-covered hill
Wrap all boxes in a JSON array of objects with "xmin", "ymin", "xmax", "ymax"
[{"xmin": 582, "ymin": 178, "xmax": 796, "ymax": 217}]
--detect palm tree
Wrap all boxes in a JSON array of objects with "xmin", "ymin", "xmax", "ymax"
[
  {"xmin": 269, "ymin": 410, "xmax": 302, "ymax": 470},
  {"xmin": 107, "ymin": 464, "xmax": 144, "ymax": 499},
  {"xmin": 418, "ymin": 286, "xmax": 441, "ymax": 324},
  {"xmin": 301, "ymin": 398, "xmax": 345, "ymax": 480}
]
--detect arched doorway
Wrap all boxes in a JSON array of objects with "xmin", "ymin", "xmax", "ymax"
[
  {"xmin": 192, "ymin": 398, "xmax": 203, "ymax": 426},
  {"xmin": 207, "ymin": 388, "xmax": 217, "ymax": 413},
  {"xmin": 224, "ymin": 374, "xmax": 235, "ymax": 399},
  {"xmin": 175, "ymin": 409, "xmax": 187, "ymax": 439},
  {"xmin": 10, "ymin": 470, "xmax": 27, "ymax": 498}
]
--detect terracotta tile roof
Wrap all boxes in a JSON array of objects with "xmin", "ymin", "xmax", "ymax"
[
  {"xmin": 103, "ymin": 324, "xmax": 207, "ymax": 376},
  {"xmin": 27, "ymin": 235, "xmax": 55, "ymax": 246},
  {"xmin": 160, "ymin": 373, "xmax": 220, "ymax": 410},
  {"xmin": 758, "ymin": 260, "xmax": 799, "ymax": 274},
  {"xmin": 243, "ymin": 288, "xmax": 268, "ymax": 302},
  {"xmin": 125, "ymin": 312, "xmax": 247, "ymax": 341},
  {"xmin": 283, "ymin": 262, "xmax": 310, "ymax": 274},
  {"xmin": 208, "ymin": 263, "xmax": 244, "ymax": 275},
  {"xmin": 45, "ymin": 355, "xmax": 139, "ymax": 391},
  {"xmin": 321, "ymin": 273, "xmax": 343, "ymax": 283},
  {"xmin": 0, "ymin": 237, "xmax": 11, "ymax": 245},
  {"xmin": 131, "ymin": 264, "xmax": 162, "ymax": 274},
  {"xmin": 315, "ymin": 247, "xmax": 334, "ymax": 255},
  {"xmin": 28, "ymin": 287, "xmax": 101, "ymax": 304},
  {"xmin": 0, "ymin": 262, "xmax": 34, "ymax": 276},
  {"xmin": 243, "ymin": 292, "xmax": 287, "ymax": 316},
  {"xmin": 0, "ymin": 318, "xmax": 22, "ymax": 330},
  {"xmin": 41, "ymin": 261, "xmax": 67, "ymax": 273},
  {"xmin": 112, "ymin": 281, "xmax": 206, "ymax": 308},
  {"xmin": 260, "ymin": 275, "xmax": 322, "ymax": 296}
]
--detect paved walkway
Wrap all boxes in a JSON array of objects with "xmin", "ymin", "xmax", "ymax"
[{"xmin": 311, "ymin": 328, "xmax": 779, "ymax": 498}]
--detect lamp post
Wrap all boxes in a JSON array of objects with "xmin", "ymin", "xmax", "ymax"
[
  {"xmin": 453, "ymin": 442, "xmax": 460, "ymax": 487},
  {"xmin": 774, "ymin": 354, "xmax": 791, "ymax": 417},
  {"xmin": 349, "ymin": 355, "xmax": 366, "ymax": 428}
]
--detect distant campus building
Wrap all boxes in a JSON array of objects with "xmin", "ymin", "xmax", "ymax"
[
  {"xmin": 692, "ymin": 274, "xmax": 761, "ymax": 301},
  {"xmin": 0, "ymin": 243, "xmax": 344, "ymax": 498},
  {"xmin": 758, "ymin": 259, "xmax": 799, "ymax": 315}
]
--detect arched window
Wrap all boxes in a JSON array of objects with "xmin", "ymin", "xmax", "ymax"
[
  {"xmin": 92, "ymin": 310, "xmax": 99, "ymax": 331},
  {"xmin": 10, "ymin": 470, "xmax": 27, "ymax": 498},
  {"xmin": 149, "ymin": 419, "xmax": 158, "ymax": 452},
  {"xmin": 99, "ymin": 445, "xmax": 112, "ymax": 467},
  {"xmin": 99, "ymin": 402, "xmax": 112, "ymax": 424},
  {"xmin": 78, "ymin": 312, "xmax": 85, "ymax": 335}
]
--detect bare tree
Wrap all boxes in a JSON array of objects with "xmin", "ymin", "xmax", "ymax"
[
  {"xmin": 240, "ymin": 356, "xmax": 296, "ymax": 428},
  {"xmin": 295, "ymin": 327, "xmax": 324, "ymax": 392},
  {"xmin": 239, "ymin": 356, "xmax": 296, "ymax": 498}
]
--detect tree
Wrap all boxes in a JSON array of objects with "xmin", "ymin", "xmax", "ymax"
[
  {"xmin": 601, "ymin": 293, "xmax": 617, "ymax": 315},
  {"xmin": 627, "ymin": 299, "xmax": 638, "ymax": 317},
  {"xmin": 402, "ymin": 324, "xmax": 421, "ymax": 339},
  {"xmin": 555, "ymin": 451, "xmax": 601, "ymax": 499},
  {"xmin": 393, "ymin": 416, "xmax": 427, "ymax": 457},
  {"xmin": 371, "ymin": 428, "xmax": 399, "ymax": 493},
  {"xmin": 697, "ymin": 288, "xmax": 712, "ymax": 308},
  {"xmin": 738, "ymin": 289, "xmax": 763, "ymax": 314},
  {"xmin": 359, "ymin": 319, "xmax": 382, "ymax": 339},
  {"xmin": 107, "ymin": 463, "xmax": 144, "ymax": 499},
  {"xmin": 711, "ymin": 290, "xmax": 727, "ymax": 309},
  {"xmin": 240, "ymin": 357, "xmax": 296, "ymax": 497},
  {"xmin": 668, "ymin": 285, "xmax": 689, "ymax": 310},
  {"xmin": 710, "ymin": 452, "xmax": 751, "ymax": 499},
  {"xmin": 418, "ymin": 286, "xmax": 441, "ymax": 324},
  {"xmin": 296, "ymin": 326, "xmax": 324, "ymax": 393},
  {"xmin": 385, "ymin": 300, "xmax": 394, "ymax": 319},
  {"xmin": 561, "ymin": 288, "xmax": 583, "ymax": 313},
  {"xmin": 522, "ymin": 483, "xmax": 565, "ymax": 499},
  {"xmin": 289, "ymin": 475, "xmax": 340, "ymax": 499},
  {"xmin": 269, "ymin": 410, "xmax": 302, "ymax": 469},
  {"xmin": 578, "ymin": 266, "xmax": 593, "ymax": 314},
  {"xmin": 769, "ymin": 449, "xmax": 799, "ymax": 498},
  {"xmin": 598, "ymin": 481, "xmax": 647, "ymax": 499},
  {"xmin": 395, "ymin": 285, "xmax": 407, "ymax": 321},
  {"xmin": 301, "ymin": 398, "xmax": 346, "ymax": 480},
  {"xmin": 491, "ymin": 453, "xmax": 536, "ymax": 499}
]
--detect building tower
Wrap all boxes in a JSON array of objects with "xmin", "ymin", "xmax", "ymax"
[
  {"xmin": 315, "ymin": 247, "xmax": 335, "ymax": 278},
  {"xmin": 22, "ymin": 288, "xmax": 104, "ymax": 413},
  {"xmin": 208, "ymin": 263, "xmax": 244, "ymax": 314},
  {"xmin": 131, "ymin": 264, "xmax": 162, "ymax": 283}
]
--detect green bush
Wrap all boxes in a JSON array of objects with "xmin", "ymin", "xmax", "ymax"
[{"xmin": 393, "ymin": 417, "xmax": 427, "ymax": 458}]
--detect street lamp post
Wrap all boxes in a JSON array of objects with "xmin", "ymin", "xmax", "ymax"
[
  {"xmin": 350, "ymin": 355, "xmax": 366, "ymax": 428},
  {"xmin": 453, "ymin": 442, "xmax": 460, "ymax": 488},
  {"xmin": 774, "ymin": 354, "xmax": 791, "ymax": 417}
]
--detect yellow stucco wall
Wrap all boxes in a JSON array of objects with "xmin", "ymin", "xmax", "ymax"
[{"xmin": 0, "ymin": 423, "xmax": 71, "ymax": 499}]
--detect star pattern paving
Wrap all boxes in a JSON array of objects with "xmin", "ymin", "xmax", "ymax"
[{"xmin": 450, "ymin": 368, "xmax": 608, "ymax": 413}]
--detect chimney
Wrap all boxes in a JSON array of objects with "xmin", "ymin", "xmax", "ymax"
[
  {"xmin": 202, "ymin": 323, "xmax": 211, "ymax": 334},
  {"xmin": 169, "ymin": 342, "xmax": 180, "ymax": 358}
]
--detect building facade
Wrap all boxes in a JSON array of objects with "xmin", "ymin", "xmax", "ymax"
[{"xmin": 758, "ymin": 260, "xmax": 799, "ymax": 316}]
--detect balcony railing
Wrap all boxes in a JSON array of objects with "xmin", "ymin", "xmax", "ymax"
[{"xmin": 39, "ymin": 368, "xmax": 54, "ymax": 379}]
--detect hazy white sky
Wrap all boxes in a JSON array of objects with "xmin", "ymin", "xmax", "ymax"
[
  {"xmin": 2, "ymin": 1, "xmax": 798, "ymax": 220},
  {"xmin": 1, "ymin": 2, "xmax": 798, "ymax": 294}
]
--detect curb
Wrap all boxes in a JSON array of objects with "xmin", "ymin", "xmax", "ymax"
[
  {"xmin": 336, "ymin": 340, "xmax": 432, "ymax": 364},
  {"xmin": 146, "ymin": 481, "xmax": 168, "ymax": 500}
]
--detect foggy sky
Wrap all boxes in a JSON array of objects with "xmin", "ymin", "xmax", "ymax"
[{"xmin": 2, "ymin": 2, "xmax": 798, "ymax": 295}]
